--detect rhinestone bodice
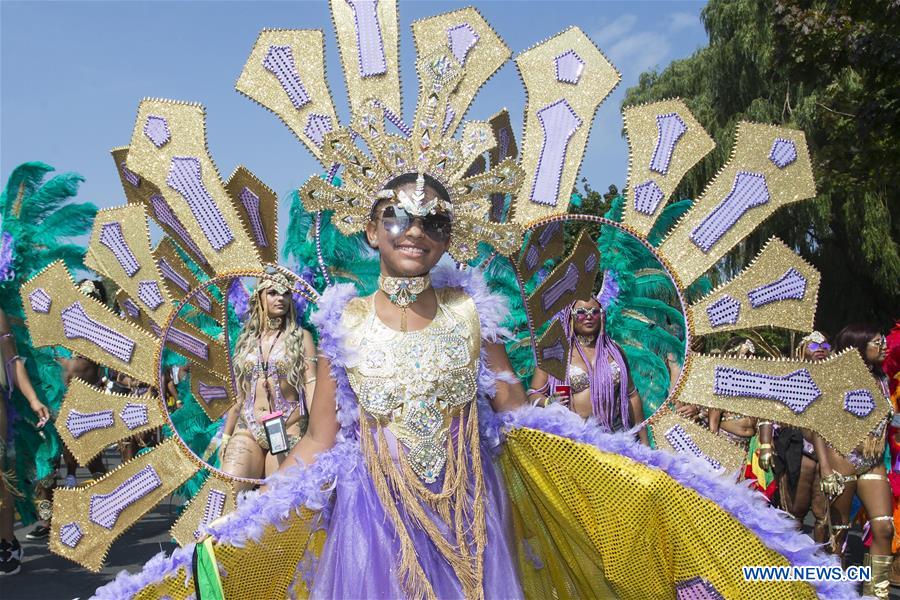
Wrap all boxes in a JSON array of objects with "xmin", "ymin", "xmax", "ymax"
[{"xmin": 342, "ymin": 287, "xmax": 481, "ymax": 482}]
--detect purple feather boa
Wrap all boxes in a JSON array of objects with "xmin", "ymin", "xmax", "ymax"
[
  {"xmin": 92, "ymin": 544, "xmax": 196, "ymax": 600},
  {"xmin": 497, "ymin": 404, "xmax": 857, "ymax": 600}
]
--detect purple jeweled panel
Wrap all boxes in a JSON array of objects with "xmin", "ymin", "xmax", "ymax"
[
  {"xmin": 664, "ymin": 424, "xmax": 723, "ymax": 472},
  {"xmin": 714, "ymin": 366, "xmax": 821, "ymax": 414},
  {"xmin": 166, "ymin": 327, "xmax": 210, "ymax": 361},
  {"xmin": 61, "ymin": 302, "xmax": 136, "ymax": 363},
  {"xmin": 119, "ymin": 161, "xmax": 141, "ymax": 187},
  {"xmin": 66, "ymin": 409, "xmax": 115, "ymax": 439},
  {"xmin": 99, "ymin": 222, "xmax": 141, "ymax": 278},
  {"xmin": 746, "ymin": 267, "xmax": 807, "ymax": 308},
  {"xmin": 675, "ymin": 577, "xmax": 725, "ymax": 600},
  {"xmin": 144, "ymin": 116, "xmax": 171, "ymax": 148},
  {"xmin": 122, "ymin": 297, "xmax": 140, "ymax": 318},
  {"xmin": 89, "ymin": 465, "xmax": 162, "ymax": 529},
  {"xmin": 239, "ymin": 187, "xmax": 269, "ymax": 249},
  {"xmin": 198, "ymin": 382, "xmax": 229, "ymax": 405},
  {"xmin": 304, "ymin": 114, "xmax": 333, "ymax": 148},
  {"xmin": 158, "ymin": 258, "xmax": 190, "ymax": 292},
  {"xmin": 194, "ymin": 489, "xmax": 228, "ymax": 540},
  {"xmin": 346, "ymin": 0, "xmax": 387, "ymax": 77},
  {"xmin": 59, "ymin": 522, "xmax": 84, "ymax": 548},
  {"xmin": 541, "ymin": 341, "xmax": 565, "ymax": 363},
  {"xmin": 633, "ymin": 179, "xmax": 665, "ymax": 216},
  {"xmin": 768, "ymin": 138, "xmax": 797, "ymax": 169},
  {"xmin": 447, "ymin": 23, "xmax": 479, "ymax": 65},
  {"xmin": 120, "ymin": 403, "xmax": 149, "ymax": 430},
  {"xmin": 149, "ymin": 195, "xmax": 208, "ymax": 264},
  {"xmin": 843, "ymin": 389, "xmax": 876, "ymax": 418},
  {"xmin": 28, "ymin": 288, "xmax": 52, "ymax": 314},
  {"xmin": 262, "ymin": 45, "xmax": 311, "ymax": 109},
  {"xmin": 650, "ymin": 112, "xmax": 687, "ymax": 175},
  {"xmin": 137, "ymin": 280, "xmax": 165, "ymax": 311},
  {"xmin": 705, "ymin": 295, "xmax": 741, "ymax": 328},
  {"xmin": 530, "ymin": 99, "xmax": 582, "ymax": 207},
  {"xmin": 166, "ymin": 157, "xmax": 235, "ymax": 252},
  {"xmin": 690, "ymin": 171, "xmax": 770, "ymax": 253},
  {"xmin": 541, "ymin": 263, "xmax": 579, "ymax": 312},
  {"xmin": 554, "ymin": 49, "xmax": 584, "ymax": 85}
]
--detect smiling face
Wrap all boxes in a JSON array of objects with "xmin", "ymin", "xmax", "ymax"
[
  {"xmin": 263, "ymin": 287, "xmax": 290, "ymax": 318},
  {"xmin": 866, "ymin": 334, "xmax": 887, "ymax": 365},
  {"xmin": 366, "ymin": 181, "xmax": 451, "ymax": 277},
  {"xmin": 571, "ymin": 298, "xmax": 604, "ymax": 337}
]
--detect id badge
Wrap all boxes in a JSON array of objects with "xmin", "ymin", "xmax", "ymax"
[{"xmin": 262, "ymin": 411, "xmax": 289, "ymax": 454}]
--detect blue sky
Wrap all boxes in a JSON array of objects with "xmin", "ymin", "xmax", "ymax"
[{"xmin": 1, "ymin": 0, "xmax": 708, "ymax": 242}]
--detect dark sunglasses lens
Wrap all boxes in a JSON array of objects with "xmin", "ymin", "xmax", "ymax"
[
  {"xmin": 381, "ymin": 206, "xmax": 411, "ymax": 235},
  {"xmin": 422, "ymin": 215, "xmax": 451, "ymax": 241}
]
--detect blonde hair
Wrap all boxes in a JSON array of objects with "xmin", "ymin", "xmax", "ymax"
[{"xmin": 233, "ymin": 284, "xmax": 307, "ymax": 402}]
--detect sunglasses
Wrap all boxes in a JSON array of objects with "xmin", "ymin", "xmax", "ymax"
[
  {"xmin": 379, "ymin": 205, "xmax": 452, "ymax": 243},
  {"xmin": 868, "ymin": 337, "xmax": 887, "ymax": 349},
  {"xmin": 808, "ymin": 342, "xmax": 830, "ymax": 352},
  {"xmin": 573, "ymin": 307, "xmax": 602, "ymax": 320}
]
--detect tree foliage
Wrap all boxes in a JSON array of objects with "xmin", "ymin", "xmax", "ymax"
[{"xmin": 620, "ymin": 0, "xmax": 899, "ymax": 334}]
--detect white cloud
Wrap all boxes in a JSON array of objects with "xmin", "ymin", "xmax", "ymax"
[
  {"xmin": 668, "ymin": 12, "xmax": 702, "ymax": 33},
  {"xmin": 607, "ymin": 32, "xmax": 672, "ymax": 78},
  {"xmin": 592, "ymin": 14, "xmax": 638, "ymax": 46}
]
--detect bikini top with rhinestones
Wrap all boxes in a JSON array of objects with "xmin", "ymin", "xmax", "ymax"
[{"xmin": 342, "ymin": 287, "xmax": 481, "ymax": 483}]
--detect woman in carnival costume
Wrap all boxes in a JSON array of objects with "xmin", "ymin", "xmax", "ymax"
[
  {"xmin": 757, "ymin": 332, "xmax": 831, "ymax": 543},
  {"xmin": 25, "ymin": 2, "xmax": 869, "ymax": 598},
  {"xmin": 528, "ymin": 285, "xmax": 649, "ymax": 445},
  {"xmin": 815, "ymin": 324, "xmax": 893, "ymax": 595},
  {"xmin": 220, "ymin": 271, "xmax": 317, "ymax": 489}
]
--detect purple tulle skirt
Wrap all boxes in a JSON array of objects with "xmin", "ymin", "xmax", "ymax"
[{"xmin": 309, "ymin": 442, "xmax": 523, "ymax": 599}]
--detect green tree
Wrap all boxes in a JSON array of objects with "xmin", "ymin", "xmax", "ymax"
[{"xmin": 621, "ymin": 0, "xmax": 899, "ymax": 334}]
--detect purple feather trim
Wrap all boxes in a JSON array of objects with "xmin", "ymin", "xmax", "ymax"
[
  {"xmin": 0, "ymin": 231, "xmax": 15, "ymax": 282},
  {"xmin": 497, "ymin": 404, "xmax": 856, "ymax": 600},
  {"xmin": 227, "ymin": 278, "xmax": 249, "ymax": 323},
  {"xmin": 92, "ymin": 543, "xmax": 195, "ymax": 600},
  {"xmin": 204, "ymin": 441, "xmax": 360, "ymax": 545}
]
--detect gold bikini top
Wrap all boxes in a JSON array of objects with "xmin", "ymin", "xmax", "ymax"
[{"xmin": 342, "ymin": 287, "xmax": 481, "ymax": 482}]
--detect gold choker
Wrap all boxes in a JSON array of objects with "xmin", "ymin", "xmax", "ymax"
[
  {"xmin": 378, "ymin": 274, "xmax": 431, "ymax": 332},
  {"xmin": 576, "ymin": 334, "xmax": 596, "ymax": 348},
  {"xmin": 265, "ymin": 316, "xmax": 284, "ymax": 331}
]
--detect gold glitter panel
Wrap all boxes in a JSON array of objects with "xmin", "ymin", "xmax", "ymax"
[
  {"xmin": 657, "ymin": 123, "xmax": 816, "ymax": 285},
  {"xmin": 535, "ymin": 319, "xmax": 569, "ymax": 382},
  {"xmin": 163, "ymin": 317, "xmax": 230, "ymax": 381},
  {"xmin": 692, "ymin": 237, "xmax": 821, "ymax": 336},
  {"xmin": 236, "ymin": 29, "xmax": 339, "ymax": 166},
  {"xmin": 125, "ymin": 99, "xmax": 263, "ymax": 275},
  {"xmin": 85, "ymin": 204, "xmax": 175, "ymax": 327},
  {"xmin": 21, "ymin": 261, "xmax": 159, "ymax": 384},
  {"xmin": 516, "ymin": 220, "xmax": 565, "ymax": 283},
  {"xmin": 676, "ymin": 350, "xmax": 891, "ymax": 456},
  {"xmin": 330, "ymin": 0, "xmax": 401, "ymax": 119},
  {"xmin": 527, "ymin": 229, "xmax": 600, "ymax": 329},
  {"xmin": 153, "ymin": 238, "xmax": 223, "ymax": 324},
  {"xmin": 49, "ymin": 439, "xmax": 196, "ymax": 571},
  {"xmin": 622, "ymin": 99, "xmax": 716, "ymax": 236},
  {"xmin": 501, "ymin": 427, "xmax": 816, "ymax": 599},
  {"xmin": 170, "ymin": 475, "xmax": 236, "ymax": 547},
  {"xmin": 411, "ymin": 7, "xmax": 510, "ymax": 138},
  {"xmin": 134, "ymin": 569, "xmax": 193, "ymax": 600},
  {"xmin": 114, "ymin": 289, "xmax": 151, "ymax": 332},
  {"xmin": 57, "ymin": 379, "xmax": 165, "ymax": 466},
  {"xmin": 649, "ymin": 408, "xmax": 746, "ymax": 474},
  {"xmin": 513, "ymin": 27, "xmax": 620, "ymax": 225},
  {"xmin": 114, "ymin": 146, "xmax": 215, "ymax": 279},
  {"xmin": 225, "ymin": 166, "xmax": 279, "ymax": 266},
  {"xmin": 188, "ymin": 362, "xmax": 236, "ymax": 423}
]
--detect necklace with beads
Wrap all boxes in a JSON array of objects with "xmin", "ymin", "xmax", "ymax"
[
  {"xmin": 576, "ymin": 334, "xmax": 596, "ymax": 348},
  {"xmin": 378, "ymin": 274, "xmax": 431, "ymax": 332}
]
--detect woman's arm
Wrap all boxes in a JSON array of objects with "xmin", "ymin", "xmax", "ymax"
[
  {"xmin": 274, "ymin": 354, "xmax": 339, "ymax": 474},
  {"xmin": 0, "ymin": 310, "xmax": 49, "ymax": 424},
  {"xmin": 485, "ymin": 342, "xmax": 526, "ymax": 412},
  {"xmin": 628, "ymin": 389, "xmax": 650, "ymax": 445},
  {"xmin": 527, "ymin": 366, "xmax": 550, "ymax": 406},
  {"xmin": 756, "ymin": 421, "xmax": 774, "ymax": 470},
  {"xmin": 301, "ymin": 329, "xmax": 317, "ymax": 413}
]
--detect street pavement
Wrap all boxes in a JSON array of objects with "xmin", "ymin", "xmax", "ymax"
[{"xmin": 2, "ymin": 451, "xmax": 900, "ymax": 599}]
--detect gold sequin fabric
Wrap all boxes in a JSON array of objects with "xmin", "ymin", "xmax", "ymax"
[{"xmin": 344, "ymin": 287, "xmax": 480, "ymax": 483}]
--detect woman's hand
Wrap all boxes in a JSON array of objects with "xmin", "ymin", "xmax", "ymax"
[
  {"xmin": 29, "ymin": 399, "xmax": 50, "ymax": 428},
  {"xmin": 820, "ymin": 472, "xmax": 844, "ymax": 499}
]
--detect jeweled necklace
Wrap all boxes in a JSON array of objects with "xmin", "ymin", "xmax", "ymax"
[
  {"xmin": 378, "ymin": 274, "xmax": 431, "ymax": 332},
  {"xmin": 576, "ymin": 334, "xmax": 596, "ymax": 348},
  {"xmin": 265, "ymin": 316, "xmax": 284, "ymax": 331}
]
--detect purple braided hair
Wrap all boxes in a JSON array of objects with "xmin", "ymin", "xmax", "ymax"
[{"xmin": 545, "ymin": 296, "xmax": 631, "ymax": 431}]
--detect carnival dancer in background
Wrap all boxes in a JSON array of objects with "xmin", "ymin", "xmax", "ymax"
[
  {"xmin": 757, "ymin": 331, "xmax": 830, "ymax": 542},
  {"xmin": 529, "ymin": 296, "xmax": 649, "ymax": 445},
  {"xmin": 0, "ymin": 308, "xmax": 50, "ymax": 576},
  {"xmin": 219, "ymin": 272, "xmax": 316, "ymax": 489},
  {"xmin": 816, "ymin": 323, "xmax": 893, "ymax": 597}
]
